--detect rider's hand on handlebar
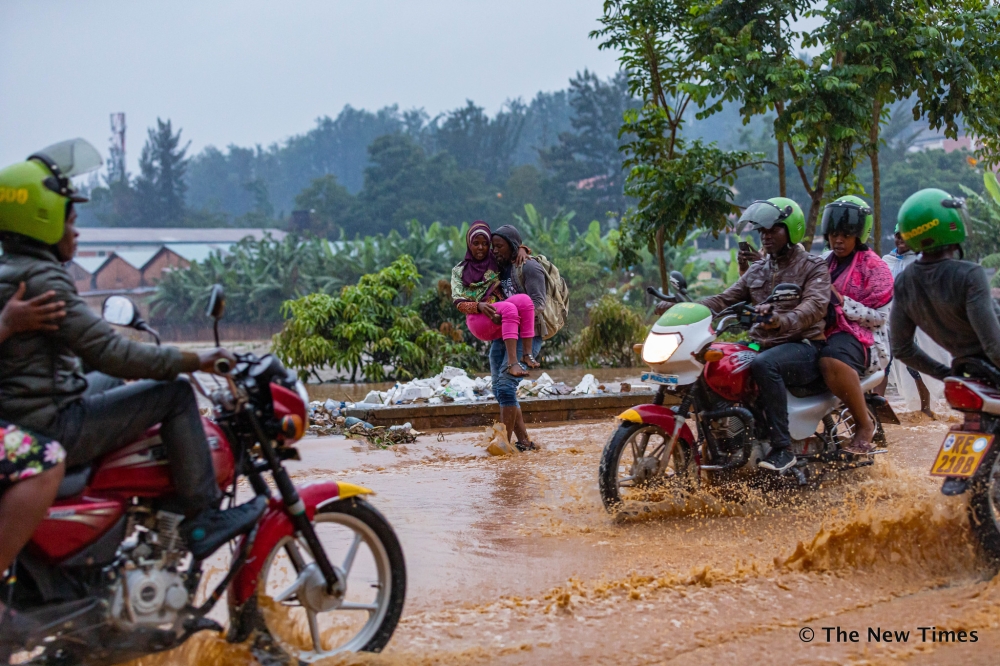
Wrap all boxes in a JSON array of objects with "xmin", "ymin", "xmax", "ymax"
[
  {"xmin": 198, "ymin": 348, "xmax": 236, "ymax": 375},
  {"xmin": 654, "ymin": 299, "xmax": 676, "ymax": 316},
  {"xmin": 755, "ymin": 304, "xmax": 783, "ymax": 330}
]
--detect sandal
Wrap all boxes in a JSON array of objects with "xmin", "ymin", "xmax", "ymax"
[
  {"xmin": 521, "ymin": 354, "xmax": 541, "ymax": 369},
  {"xmin": 505, "ymin": 361, "xmax": 529, "ymax": 378},
  {"xmin": 841, "ymin": 438, "xmax": 874, "ymax": 456}
]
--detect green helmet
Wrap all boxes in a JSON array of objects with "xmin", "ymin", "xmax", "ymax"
[
  {"xmin": 0, "ymin": 139, "xmax": 102, "ymax": 245},
  {"xmin": 738, "ymin": 196, "xmax": 806, "ymax": 245},
  {"xmin": 897, "ymin": 188, "xmax": 967, "ymax": 252},
  {"xmin": 821, "ymin": 195, "xmax": 873, "ymax": 243}
]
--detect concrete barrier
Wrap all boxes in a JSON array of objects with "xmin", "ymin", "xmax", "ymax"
[{"xmin": 342, "ymin": 389, "xmax": 680, "ymax": 430}]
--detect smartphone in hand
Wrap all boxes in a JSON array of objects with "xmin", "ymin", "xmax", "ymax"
[{"xmin": 738, "ymin": 241, "xmax": 753, "ymax": 254}]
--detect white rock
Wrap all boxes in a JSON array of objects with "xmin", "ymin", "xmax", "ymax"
[
  {"xmin": 572, "ymin": 373, "xmax": 600, "ymax": 395},
  {"xmin": 399, "ymin": 384, "xmax": 434, "ymax": 402},
  {"xmin": 448, "ymin": 374, "xmax": 478, "ymax": 391},
  {"xmin": 440, "ymin": 366, "xmax": 467, "ymax": 380}
]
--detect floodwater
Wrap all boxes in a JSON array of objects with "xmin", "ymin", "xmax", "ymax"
[{"xmin": 127, "ymin": 404, "xmax": 1000, "ymax": 665}]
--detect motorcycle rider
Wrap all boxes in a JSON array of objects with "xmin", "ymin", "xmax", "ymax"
[
  {"xmin": 661, "ymin": 197, "xmax": 831, "ymax": 472},
  {"xmin": 890, "ymin": 188, "xmax": 1000, "ymax": 490},
  {"xmin": 0, "ymin": 140, "xmax": 265, "ymax": 560}
]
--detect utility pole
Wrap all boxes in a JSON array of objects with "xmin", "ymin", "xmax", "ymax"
[{"xmin": 108, "ymin": 113, "xmax": 127, "ymax": 183}]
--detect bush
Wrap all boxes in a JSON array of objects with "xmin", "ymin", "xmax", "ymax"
[
  {"xmin": 272, "ymin": 256, "xmax": 474, "ymax": 382},
  {"xmin": 570, "ymin": 295, "xmax": 648, "ymax": 367}
]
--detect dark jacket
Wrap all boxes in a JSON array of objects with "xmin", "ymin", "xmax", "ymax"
[
  {"xmin": 0, "ymin": 238, "xmax": 200, "ymax": 431},
  {"xmin": 700, "ymin": 243, "xmax": 830, "ymax": 349},
  {"xmin": 890, "ymin": 258, "xmax": 1000, "ymax": 380}
]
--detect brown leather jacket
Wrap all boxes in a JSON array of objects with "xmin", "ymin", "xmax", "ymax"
[{"xmin": 700, "ymin": 243, "xmax": 830, "ymax": 349}]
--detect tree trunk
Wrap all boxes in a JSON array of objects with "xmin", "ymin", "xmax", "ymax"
[
  {"xmin": 869, "ymin": 98, "xmax": 884, "ymax": 255},
  {"xmin": 777, "ymin": 139, "xmax": 787, "ymax": 198},
  {"xmin": 802, "ymin": 143, "xmax": 833, "ymax": 252},
  {"xmin": 656, "ymin": 227, "xmax": 668, "ymax": 293}
]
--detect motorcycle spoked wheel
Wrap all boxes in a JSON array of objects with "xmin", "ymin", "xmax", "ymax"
[
  {"xmin": 968, "ymin": 443, "xmax": 1000, "ymax": 566},
  {"xmin": 599, "ymin": 422, "xmax": 694, "ymax": 512},
  {"xmin": 239, "ymin": 498, "xmax": 406, "ymax": 661}
]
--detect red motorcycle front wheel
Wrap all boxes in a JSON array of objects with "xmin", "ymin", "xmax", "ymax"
[{"xmin": 234, "ymin": 497, "xmax": 406, "ymax": 661}]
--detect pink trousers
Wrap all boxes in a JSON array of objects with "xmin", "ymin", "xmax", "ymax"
[{"xmin": 465, "ymin": 293, "xmax": 535, "ymax": 342}]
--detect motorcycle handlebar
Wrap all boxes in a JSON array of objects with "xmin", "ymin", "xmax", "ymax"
[{"xmin": 646, "ymin": 286, "xmax": 675, "ymax": 302}]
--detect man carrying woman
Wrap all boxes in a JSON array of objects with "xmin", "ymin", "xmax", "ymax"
[{"xmin": 451, "ymin": 222, "xmax": 544, "ymax": 451}]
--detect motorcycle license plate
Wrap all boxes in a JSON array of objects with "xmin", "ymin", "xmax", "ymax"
[
  {"xmin": 930, "ymin": 432, "xmax": 995, "ymax": 478},
  {"xmin": 642, "ymin": 372, "xmax": 679, "ymax": 386}
]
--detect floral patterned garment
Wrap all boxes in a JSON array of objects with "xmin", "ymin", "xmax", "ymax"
[
  {"xmin": 0, "ymin": 421, "xmax": 65, "ymax": 491},
  {"xmin": 450, "ymin": 263, "xmax": 499, "ymax": 304}
]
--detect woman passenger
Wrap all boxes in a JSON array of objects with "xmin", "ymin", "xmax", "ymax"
[
  {"xmin": 818, "ymin": 196, "xmax": 894, "ymax": 455},
  {"xmin": 0, "ymin": 283, "xmax": 67, "ymax": 636}
]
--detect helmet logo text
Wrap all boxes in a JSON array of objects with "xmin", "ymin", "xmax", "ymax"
[
  {"xmin": 0, "ymin": 187, "xmax": 29, "ymax": 205},
  {"xmin": 900, "ymin": 218, "xmax": 939, "ymax": 241}
]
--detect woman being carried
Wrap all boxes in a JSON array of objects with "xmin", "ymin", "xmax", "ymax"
[
  {"xmin": 818, "ymin": 196, "xmax": 894, "ymax": 455},
  {"xmin": 452, "ymin": 221, "xmax": 538, "ymax": 378}
]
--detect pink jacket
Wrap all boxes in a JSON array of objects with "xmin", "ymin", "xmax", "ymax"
[{"xmin": 826, "ymin": 249, "xmax": 894, "ymax": 347}]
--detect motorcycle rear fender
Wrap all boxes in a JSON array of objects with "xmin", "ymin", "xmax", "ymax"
[
  {"xmin": 229, "ymin": 481, "xmax": 374, "ymax": 605},
  {"xmin": 618, "ymin": 404, "xmax": 695, "ymax": 443}
]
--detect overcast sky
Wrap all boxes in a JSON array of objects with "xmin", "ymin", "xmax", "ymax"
[{"xmin": 1, "ymin": 1, "xmax": 620, "ymax": 176}]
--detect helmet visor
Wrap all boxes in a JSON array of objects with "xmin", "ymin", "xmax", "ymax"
[
  {"xmin": 31, "ymin": 139, "xmax": 103, "ymax": 179},
  {"xmin": 738, "ymin": 200, "xmax": 790, "ymax": 232},
  {"xmin": 821, "ymin": 202, "xmax": 868, "ymax": 238}
]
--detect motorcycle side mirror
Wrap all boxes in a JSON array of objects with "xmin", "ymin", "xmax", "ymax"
[
  {"xmin": 206, "ymin": 284, "xmax": 226, "ymax": 347},
  {"xmin": 102, "ymin": 295, "xmax": 161, "ymax": 345},
  {"xmin": 669, "ymin": 270, "xmax": 688, "ymax": 293},
  {"xmin": 768, "ymin": 283, "xmax": 802, "ymax": 302},
  {"xmin": 206, "ymin": 284, "xmax": 226, "ymax": 320},
  {"xmin": 102, "ymin": 296, "xmax": 139, "ymax": 327}
]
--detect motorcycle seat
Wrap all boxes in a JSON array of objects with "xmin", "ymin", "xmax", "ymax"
[
  {"xmin": 787, "ymin": 379, "xmax": 828, "ymax": 398},
  {"xmin": 56, "ymin": 465, "xmax": 92, "ymax": 499},
  {"xmin": 953, "ymin": 356, "xmax": 1000, "ymax": 388}
]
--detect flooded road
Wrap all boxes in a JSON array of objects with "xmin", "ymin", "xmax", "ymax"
[{"xmin": 131, "ymin": 406, "xmax": 1000, "ymax": 665}]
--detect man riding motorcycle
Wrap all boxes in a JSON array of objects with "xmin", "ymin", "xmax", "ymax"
[
  {"xmin": 0, "ymin": 140, "xmax": 264, "ymax": 560},
  {"xmin": 890, "ymin": 188, "xmax": 1000, "ymax": 493},
  {"xmin": 659, "ymin": 197, "xmax": 831, "ymax": 472}
]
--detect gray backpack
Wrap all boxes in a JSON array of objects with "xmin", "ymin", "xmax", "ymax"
[{"xmin": 515, "ymin": 255, "xmax": 569, "ymax": 340}]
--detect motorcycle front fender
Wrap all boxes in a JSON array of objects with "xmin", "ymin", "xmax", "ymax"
[
  {"xmin": 228, "ymin": 481, "xmax": 374, "ymax": 606},
  {"xmin": 618, "ymin": 404, "xmax": 696, "ymax": 443}
]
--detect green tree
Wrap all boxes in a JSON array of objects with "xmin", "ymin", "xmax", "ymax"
[
  {"xmin": 294, "ymin": 174, "xmax": 354, "ymax": 237},
  {"xmin": 272, "ymin": 256, "xmax": 473, "ymax": 382},
  {"xmin": 134, "ymin": 118, "xmax": 191, "ymax": 226},
  {"xmin": 570, "ymin": 294, "xmax": 648, "ymax": 367},
  {"xmin": 810, "ymin": 0, "xmax": 1000, "ymax": 253},
  {"xmin": 594, "ymin": 0, "xmax": 762, "ymax": 291}
]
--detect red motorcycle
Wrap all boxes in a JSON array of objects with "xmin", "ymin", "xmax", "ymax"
[
  {"xmin": 2, "ymin": 287, "xmax": 406, "ymax": 665},
  {"xmin": 599, "ymin": 273, "xmax": 894, "ymax": 510}
]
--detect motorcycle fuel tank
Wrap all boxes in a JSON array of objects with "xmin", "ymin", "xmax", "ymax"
[
  {"xmin": 703, "ymin": 342, "xmax": 758, "ymax": 402},
  {"xmin": 31, "ymin": 497, "xmax": 124, "ymax": 561},
  {"xmin": 88, "ymin": 417, "xmax": 234, "ymax": 495}
]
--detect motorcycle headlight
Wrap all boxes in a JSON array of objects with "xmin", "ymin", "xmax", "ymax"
[{"xmin": 642, "ymin": 332, "xmax": 682, "ymax": 364}]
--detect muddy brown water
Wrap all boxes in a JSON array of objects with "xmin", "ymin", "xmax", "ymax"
[{"xmin": 126, "ymin": 403, "xmax": 1000, "ymax": 665}]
